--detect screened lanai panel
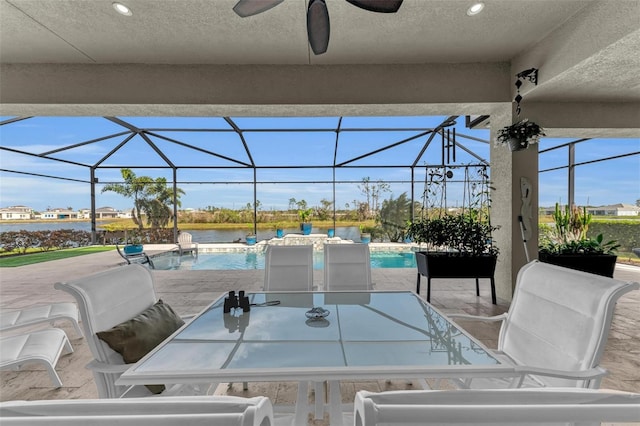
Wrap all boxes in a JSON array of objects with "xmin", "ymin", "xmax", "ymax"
[
  {"xmin": 539, "ymin": 168, "xmax": 568, "ymax": 207},
  {"xmin": 97, "ymin": 134, "xmax": 176, "ymax": 168},
  {"xmin": 116, "ymin": 117, "xmax": 233, "ymax": 130},
  {"xmin": 0, "ymin": 151, "xmax": 87, "ymax": 180},
  {"xmin": 40, "ymin": 134, "xmax": 136, "ymax": 166},
  {"xmin": 256, "ymin": 182, "xmax": 334, "ymax": 211},
  {"xmin": 175, "ymin": 183, "xmax": 250, "ymax": 210},
  {"xmin": 0, "ymin": 117, "xmax": 126, "ymax": 157},
  {"xmin": 575, "ymin": 156, "xmax": 640, "ymax": 205},
  {"xmin": 335, "ymin": 130, "xmax": 427, "ymax": 166},
  {"xmin": 539, "ymin": 138, "xmax": 571, "ymax": 170},
  {"xmin": 147, "ymin": 132, "xmax": 251, "ymax": 167},
  {"xmin": 575, "ymin": 138, "xmax": 640, "ymax": 163},
  {"xmin": 243, "ymin": 131, "xmax": 336, "ymax": 166},
  {"xmin": 2, "ymin": 174, "xmax": 89, "ymax": 209},
  {"xmin": 177, "ymin": 168, "xmax": 254, "ymax": 184},
  {"xmin": 340, "ymin": 116, "xmax": 444, "ymax": 129},
  {"xmin": 95, "ymin": 167, "xmax": 176, "ymax": 185},
  {"xmin": 231, "ymin": 116, "xmax": 340, "ymax": 130},
  {"xmin": 256, "ymin": 168, "xmax": 333, "ymax": 183}
]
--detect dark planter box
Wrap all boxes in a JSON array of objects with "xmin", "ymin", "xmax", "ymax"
[
  {"xmin": 415, "ymin": 251, "xmax": 498, "ymax": 304},
  {"xmin": 538, "ymin": 252, "xmax": 617, "ymax": 278}
]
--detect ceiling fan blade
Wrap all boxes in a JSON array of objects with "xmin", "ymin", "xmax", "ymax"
[
  {"xmin": 345, "ymin": 0, "xmax": 403, "ymax": 13},
  {"xmin": 307, "ymin": 0, "xmax": 330, "ymax": 55},
  {"xmin": 233, "ymin": 0, "xmax": 284, "ymax": 17}
]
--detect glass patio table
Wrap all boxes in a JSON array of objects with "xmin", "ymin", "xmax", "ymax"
[{"xmin": 118, "ymin": 290, "xmax": 515, "ymax": 425}]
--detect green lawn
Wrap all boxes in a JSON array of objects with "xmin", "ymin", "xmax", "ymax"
[{"xmin": 0, "ymin": 246, "xmax": 115, "ymax": 267}]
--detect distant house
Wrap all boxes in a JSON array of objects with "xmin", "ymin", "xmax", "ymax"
[
  {"xmin": 541, "ymin": 203, "xmax": 640, "ymax": 217},
  {"xmin": 39, "ymin": 208, "xmax": 79, "ymax": 220},
  {"xmin": 79, "ymin": 206, "xmax": 120, "ymax": 219},
  {"xmin": 588, "ymin": 203, "xmax": 640, "ymax": 216},
  {"xmin": 0, "ymin": 205, "xmax": 33, "ymax": 220}
]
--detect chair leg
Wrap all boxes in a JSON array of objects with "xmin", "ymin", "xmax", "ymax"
[
  {"xmin": 294, "ymin": 381, "xmax": 309, "ymax": 426},
  {"xmin": 476, "ymin": 278, "xmax": 480, "ymax": 296},
  {"xmin": 71, "ymin": 318, "xmax": 84, "ymax": 338},
  {"xmin": 44, "ymin": 362, "xmax": 64, "ymax": 388},
  {"xmin": 416, "ymin": 273, "xmax": 421, "ymax": 294},
  {"xmin": 427, "ymin": 278, "xmax": 432, "ymax": 303},
  {"xmin": 490, "ymin": 277, "xmax": 497, "ymax": 304}
]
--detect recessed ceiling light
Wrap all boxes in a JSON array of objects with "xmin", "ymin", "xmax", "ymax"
[
  {"xmin": 467, "ymin": 2, "xmax": 484, "ymax": 16},
  {"xmin": 112, "ymin": 2, "xmax": 132, "ymax": 16}
]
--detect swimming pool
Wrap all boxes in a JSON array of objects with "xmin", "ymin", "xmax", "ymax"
[{"xmin": 152, "ymin": 250, "xmax": 417, "ymax": 270}]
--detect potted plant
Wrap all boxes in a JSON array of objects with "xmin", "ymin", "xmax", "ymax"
[
  {"xmin": 298, "ymin": 208, "xmax": 313, "ymax": 235},
  {"xmin": 495, "ymin": 119, "xmax": 546, "ymax": 152},
  {"xmin": 538, "ymin": 203, "xmax": 619, "ymax": 277},
  {"xmin": 123, "ymin": 233, "xmax": 144, "ymax": 254},
  {"xmin": 273, "ymin": 223, "xmax": 284, "ymax": 238},
  {"xmin": 246, "ymin": 226, "xmax": 257, "ymax": 246},
  {"xmin": 405, "ymin": 166, "xmax": 499, "ymax": 304},
  {"xmin": 359, "ymin": 224, "xmax": 372, "ymax": 244}
]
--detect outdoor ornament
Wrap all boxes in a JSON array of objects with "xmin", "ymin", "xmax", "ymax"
[{"xmin": 514, "ymin": 68, "xmax": 538, "ymax": 116}]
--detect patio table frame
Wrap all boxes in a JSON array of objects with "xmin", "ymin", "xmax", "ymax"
[{"xmin": 117, "ymin": 290, "xmax": 516, "ymax": 425}]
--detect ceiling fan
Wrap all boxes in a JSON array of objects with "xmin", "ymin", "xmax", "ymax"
[{"xmin": 233, "ymin": 0, "xmax": 404, "ymax": 55}]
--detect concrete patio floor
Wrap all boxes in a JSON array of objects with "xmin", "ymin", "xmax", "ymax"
[{"xmin": 1, "ymin": 247, "xmax": 639, "ymax": 424}]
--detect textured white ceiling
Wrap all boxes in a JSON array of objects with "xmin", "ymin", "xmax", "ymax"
[{"xmin": 1, "ymin": 0, "xmax": 639, "ymax": 105}]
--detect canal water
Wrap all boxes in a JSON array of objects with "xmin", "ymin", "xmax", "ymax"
[{"xmin": 0, "ymin": 222, "xmax": 365, "ymax": 243}]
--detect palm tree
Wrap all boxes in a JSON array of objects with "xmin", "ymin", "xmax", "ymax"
[{"xmin": 101, "ymin": 169, "xmax": 183, "ymax": 230}]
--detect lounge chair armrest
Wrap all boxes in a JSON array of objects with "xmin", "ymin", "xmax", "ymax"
[
  {"xmin": 448, "ymin": 313, "xmax": 507, "ymax": 323},
  {"xmin": 86, "ymin": 360, "xmax": 132, "ymax": 373},
  {"xmin": 515, "ymin": 365, "xmax": 608, "ymax": 381}
]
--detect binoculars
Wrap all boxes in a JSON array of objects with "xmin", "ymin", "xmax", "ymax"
[{"xmin": 223, "ymin": 290, "xmax": 250, "ymax": 313}]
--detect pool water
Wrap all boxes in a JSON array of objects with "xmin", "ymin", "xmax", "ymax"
[{"xmin": 152, "ymin": 250, "xmax": 417, "ymax": 270}]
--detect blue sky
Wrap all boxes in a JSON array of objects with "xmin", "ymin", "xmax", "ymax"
[{"xmin": 0, "ymin": 116, "xmax": 638, "ymax": 213}]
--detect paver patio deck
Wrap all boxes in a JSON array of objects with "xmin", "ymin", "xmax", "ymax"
[{"xmin": 1, "ymin": 246, "xmax": 638, "ymax": 425}]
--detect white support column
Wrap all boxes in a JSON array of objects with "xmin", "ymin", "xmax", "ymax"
[
  {"xmin": 489, "ymin": 107, "xmax": 514, "ymax": 301},
  {"xmin": 490, "ymin": 105, "xmax": 540, "ymax": 301}
]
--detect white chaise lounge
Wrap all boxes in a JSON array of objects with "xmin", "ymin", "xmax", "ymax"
[
  {"xmin": 1, "ymin": 302, "xmax": 83, "ymax": 338},
  {"xmin": 0, "ymin": 328, "xmax": 73, "ymax": 388},
  {"xmin": 353, "ymin": 388, "xmax": 640, "ymax": 425},
  {"xmin": 0, "ymin": 395, "xmax": 275, "ymax": 426}
]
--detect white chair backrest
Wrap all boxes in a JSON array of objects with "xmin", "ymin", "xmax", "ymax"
[
  {"xmin": 499, "ymin": 260, "xmax": 639, "ymax": 387},
  {"xmin": 354, "ymin": 388, "xmax": 640, "ymax": 426},
  {"xmin": 323, "ymin": 244, "xmax": 372, "ymax": 291},
  {"xmin": 0, "ymin": 395, "xmax": 275, "ymax": 426},
  {"xmin": 177, "ymin": 232, "xmax": 193, "ymax": 245},
  {"xmin": 264, "ymin": 245, "xmax": 313, "ymax": 291},
  {"xmin": 54, "ymin": 264, "xmax": 158, "ymax": 398}
]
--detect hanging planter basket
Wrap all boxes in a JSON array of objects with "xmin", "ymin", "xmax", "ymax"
[
  {"xmin": 508, "ymin": 138, "xmax": 529, "ymax": 152},
  {"xmin": 496, "ymin": 119, "xmax": 545, "ymax": 152}
]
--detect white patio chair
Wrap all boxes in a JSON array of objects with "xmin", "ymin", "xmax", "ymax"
[
  {"xmin": 177, "ymin": 231, "xmax": 198, "ymax": 257},
  {"xmin": 1, "ymin": 302, "xmax": 83, "ymax": 338},
  {"xmin": 323, "ymin": 243, "xmax": 372, "ymax": 291},
  {"xmin": 0, "ymin": 395, "xmax": 275, "ymax": 426},
  {"xmin": 353, "ymin": 388, "xmax": 640, "ymax": 425},
  {"xmin": 0, "ymin": 328, "xmax": 73, "ymax": 388},
  {"xmin": 53, "ymin": 264, "xmax": 204, "ymax": 398},
  {"xmin": 446, "ymin": 260, "xmax": 640, "ymax": 389},
  {"xmin": 264, "ymin": 245, "xmax": 314, "ymax": 291}
]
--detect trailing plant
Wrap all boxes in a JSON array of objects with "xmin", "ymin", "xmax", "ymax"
[{"xmin": 495, "ymin": 119, "xmax": 545, "ymax": 150}]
